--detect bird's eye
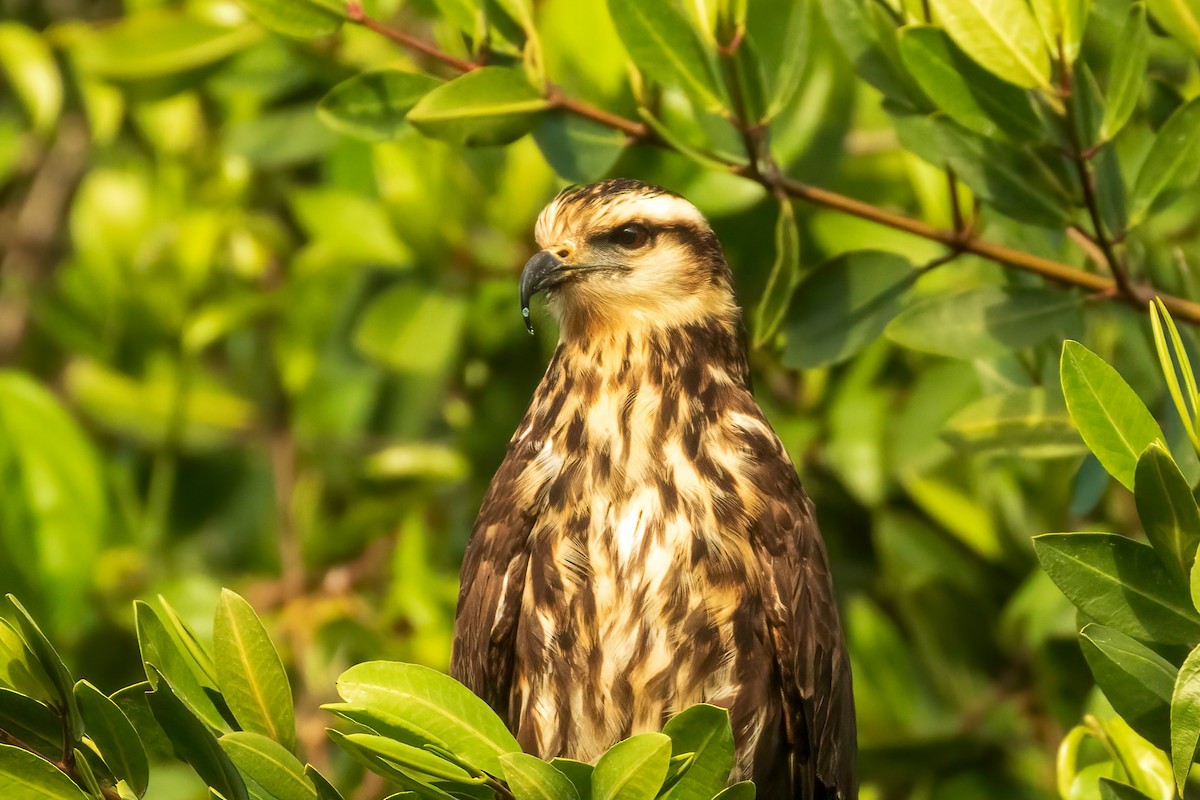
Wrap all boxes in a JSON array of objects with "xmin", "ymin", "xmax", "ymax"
[{"xmin": 612, "ymin": 223, "xmax": 650, "ymax": 250}]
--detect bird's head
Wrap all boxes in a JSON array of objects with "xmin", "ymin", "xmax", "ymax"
[{"xmin": 520, "ymin": 179, "xmax": 740, "ymax": 339}]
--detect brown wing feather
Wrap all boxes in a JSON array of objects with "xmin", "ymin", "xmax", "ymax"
[
  {"xmin": 449, "ymin": 435, "xmax": 535, "ymax": 722},
  {"xmin": 751, "ymin": 458, "xmax": 857, "ymax": 800}
]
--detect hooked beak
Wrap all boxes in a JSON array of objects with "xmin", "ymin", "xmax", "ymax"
[{"xmin": 519, "ymin": 250, "xmax": 564, "ymax": 334}]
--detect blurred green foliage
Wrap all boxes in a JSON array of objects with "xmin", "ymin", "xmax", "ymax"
[{"xmin": 3, "ymin": 0, "xmax": 1200, "ymax": 797}]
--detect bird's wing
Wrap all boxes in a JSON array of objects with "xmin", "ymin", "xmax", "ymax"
[
  {"xmin": 449, "ymin": 438, "xmax": 535, "ymax": 723},
  {"xmin": 750, "ymin": 450, "xmax": 857, "ymax": 800}
]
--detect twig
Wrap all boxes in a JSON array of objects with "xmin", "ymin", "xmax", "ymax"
[{"xmin": 345, "ymin": 8, "xmax": 1200, "ymax": 324}]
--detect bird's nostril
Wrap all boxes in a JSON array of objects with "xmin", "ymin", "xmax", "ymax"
[{"xmin": 555, "ymin": 248, "xmax": 571, "ymax": 260}]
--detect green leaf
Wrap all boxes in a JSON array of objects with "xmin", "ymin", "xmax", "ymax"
[
  {"xmin": 911, "ymin": 118, "xmax": 1071, "ymax": 227},
  {"xmin": 72, "ymin": 10, "xmax": 261, "ymax": 81},
  {"xmin": 550, "ymin": 759, "xmax": 593, "ymax": 800},
  {"xmin": 235, "ymin": 0, "xmax": 343, "ymax": 39},
  {"xmin": 406, "ymin": 67, "xmax": 549, "ymax": 147},
  {"xmin": 0, "ymin": 743, "xmax": 89, "ymax": 800},
  {"xmin": 325, "ymin": 730, "xmax": 455, "ymax": 800},
  {"xmin": 1145, "ymin": 0, "xmax": 1200, "ymax": 55},
  {"xmin": 606, "ymin": 0, "xmax": 725, "ymax": 111},
  {"xmin": 0, "ymin": 619, "xmax": 56, "ymax": 702},
  {"xmin": 820, "ymin": 0, "xmax": 921, "ymax": 104},
  {"xmin": 213, "ymin": 590, "xmax": 295, "ymax": 749},
  {"xmin": 1060, "ymin": 340, "xmax": 1165, "ymax": 490},
  {"xmin": 1172, "ymin": 643, "xmax": 1200, "ymax": 791},
  {"xmin": 1100, "ymin": 3, "xmax": 1149, "ymax": 140},
  {"xmin": 1029, "ymin": 0, "xmax": 1091, "ymax": 62},
  {"xmin": 1099, "ymin": 779, "xmax": 1155, "ymax": 800},
  {"xmin": 146, "ymin": 670, "xmax": 248, "ymax": 800},
  {"xmin": 1129, "ymin": 96, "xmax": 1200, "ymax": 225},
  {"xmin": 220, "ymin": 732, "xmax": 316, "ymax": 800},
  {"xmin": 1079, "ymin": 624, "xmax": 1175, "ymax": 748},
  {"xmin": 1034, "ymin": 533, "xmax": 1200, "ymax": 645},
  {"xmin": 135, "ymin": 602, "xmax": 228, "ymax": 734},
  {"xmin": 335, "ymin": 662, "xmax": 519, "ymax": 776},
  {"xmin": 533, "ymin": 112, "xmax": 626, "ymax": 183},
  {"xmin": 304, "ymin": 765, "xmax": 346, "ymax": 800},
  {"xmin": 0, "ymin": 688, "xmax": 62, "ymax": 761},
  {"xmin": 74, "ymin": 680, "xmax": 149, "ymax": 796},
  {"xmin": 156, "ymin": 597, "xmax": 218, "ymax": 689},
  {"xmin": 322, "ymin": 703, "xmax": 446, "ymax": 748},
  {"xmin": 711, "ymin": 783, "xmax": 755, "ymax": 800},
  {"xmin": 1136, "ymin": 442, "xmax": 1200, "ymax": 588},
  {"xmin": 6, "ymin": 596, "xmax": 81, "ymax": 742},
  {"xmin": 887, "ymin": 287, "xmax": 1082, "ymax": 360},
  {"xmin": 317, "ymin": 71, "xmax": 442, "ymax": 142},
  {"xmin": 71, "ymin": 746, "xmax": 103, "ymax": 800},
  {"xmin": 500, "ymin": 753, "xmax": 580, "ymax": 800},
  {"xmin": 781, "ymin": 250, "xmax": 914, "ymax": 368},
  {"xmin": 340, "ymin": 734, "xmax": 482, "ymax": 786},
  {"xmin": 591, "ymin": 732, "xmax": 672, "ymax": 800},
  {"xmin": 897, "ymin": 25, "xmax": 1040, "ymax": 141},
  {"xmin": 747, "ymin": 0, "xmax": 810, "ymax": 116},
  {"xmin": 943, "ymin": 387, "xmax": 1084, "ymax": 458},
  {"xmin": 753, "ymin": 200, "xmax": 801, "ymax": 346},
  {"xmin": 929, "ymin": 0, "xmax": 1052, "ymax": 89},
  {"xmin": 0, "ymin": 23, "xmax": 61, "ymax": 134},
  {"xmin": 354, "ymin": 286, "xmax": 466, "ymax": 375},
  {"xmin": 660, "ymin": 705, "xmax": 734, "ymax": 800}
]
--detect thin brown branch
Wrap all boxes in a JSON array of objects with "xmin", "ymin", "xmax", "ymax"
[{"xmin": 347, "ymin": 8, "xmax": 1200, "ymax": 325}]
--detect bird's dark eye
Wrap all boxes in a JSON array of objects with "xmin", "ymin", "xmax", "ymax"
[{"xmin": 612, "ymin": 223, "xmax": 650, "ymax": 250}]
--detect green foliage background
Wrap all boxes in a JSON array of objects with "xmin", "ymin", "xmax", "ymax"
[{"xmin": 3, "ymin": 0, "xmax": 1200, "ymax": 798}]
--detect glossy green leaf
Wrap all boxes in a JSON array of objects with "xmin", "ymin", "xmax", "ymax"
[
  {"xmin": 1035, "ymin": 533, "xmax": 1200, "ymax": 644},
  {"xmin": 781, "ymin": 251, "xmax": 914, "ymax": 368},
  {"xmin": 146, "ymin": 670, "xmax": 248, "ymax": 800},
  {"xmin": 220, "ymin": 732, "xmax": 316, "ymax": 800},
  {"xmin": 533, "ymin": 112, "xmax": 626, "ymax": 183},
  {"xmin": 500, "ymin": 754, "xmax": 579, "ymax": 800},
  {"xmin": 660, "ymin": 705, "xmax": 734, "ymax": 800},
  {"xmin": 74, "ymin": 680, "xmax": 149, "ymax": 796},
  {"xmin": 551, "ymin": 758, "xmax": 593, "ymax": 800},
  {"xmin": 6, "ymin": 596, "xmax": 81, "ymax": 742},
  {"xmin": 325, "ymin": 729, "xmax": 454, "ymax": 799},
  {"xmin": 341, "ymin": 734, "xmax": 482, "ymax": 785},
  {"xmin": 1079, "ymin": 624, "xmax": 1175, "ymax": 748},
  {"xmin": 606, "ymin": 0, "xmax": 725, "ymax": 111},
  {"xmin": 1145, "ymin": 0, "xmax": 1200, "ymax": 55},
  {"xmin": 1129, "ymin": 96, "xmax": 1200, "ymax": 224},
  {"xmin": 134, "ymin": 602, "xmax": 228, "ymax": 734},
  {"xmin": 0, "ymin": 688, "xmax": 61, "ymax": 761},
  {"xmin": 0, "ymin": 743, "xmax": 89, "ymax": 800},
  {"xmin": 711, "ymin": 784, "xmax": 755, "ymax": 800},
  {"xmin": 0, "ymin": 619, "xmax": 56, "ymax": 702},
  {"xmin": 1135, "ymin": 442, "xmax": 1200, "ymax": 587},
  {"xmin": 72, "ymin": 10, "xmax": 261, "ymax": 81},
  {"xmin": 0, "ymin": 23, "xmax": 61, "ymax": 134},
  {"xmin": 1030, "ymin": 0, "xmax": 1091, "ymax": 62},
  {"xmin": 1172, "ymin": 643, "xmax": 1200, "ymax": 791},
  {"xmin": 887, "ymin": 287, "xmax": 1082, "ymax": 360},
  {"xmin": 929, "ymin": 0, "xmax": 1052, "ymax": 89},
  {"xmin": 335, "ymin": 662, "xmax": 519, "ymax": 776},
  {"xmin": 321, "ymin": 702, "xmax": 446, "ymax": 748},
  {"xmin": 591, "ymin": 732, "xmax": 672, "ymax": 800},
  {"xmin": 318, "ymin": 71, "xmax": 442, "ymax": 142},
  {"xmin": 753, "ymin": 199, "xmax": 801, "ymax": 346},
  {"xmin": 820, "ymin": 0, "xmax": 920, "ymax": 103},
  {"xmin": 943, "ymin": 387, "xmax": 1084, "ymax": 458},
  {"xmin": 213, "ymin": 589, "xmax": 295, "ymax": 749},
  {"xmin": 1060, "ymin": 340, "xmax": 1165, "ymax": 490},
  {"xmin": 1101, "ymin": 3, "xmax": 1149, "ymax": 140},
  {"xmin": 406, "ymin": 67, "xmax": 549, "ymax": 147},
  {"xmin": 897, "ymin": 25, "xmax": 1040, "ymax": 141},
  {"xmin": 156, "ymin": 597, "xmax": 218, "ymax": 688},
  {"xmin": 748, "ymin": 0, "xmax": 810, "ymax": 115},
  {"xmin": 235, "ymin": 0, "xmax": 343, "ymax": 39},
  {"xmin": 304, "ymin": 765, "xmax": 346, "ymax": 800},
  {"xmin": 71, "ymin": 746, "xmax": 103, "ymax": 800}
]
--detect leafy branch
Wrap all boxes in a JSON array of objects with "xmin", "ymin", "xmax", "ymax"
[{"xmin": 344, "ymin": 4, "xmax": 1200, "ymax": 324}]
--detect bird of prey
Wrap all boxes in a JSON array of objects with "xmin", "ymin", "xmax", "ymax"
[{"xmin": 450, "ymin": 178, "xmax": 856, "ymax": 799}]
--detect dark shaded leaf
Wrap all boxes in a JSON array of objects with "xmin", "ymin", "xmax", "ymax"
[
  {"xmin": 1080, "ymin": 624, "xmax": 1174, "ymax": 748},
  {"xmin": 75, "ymin": 680, "xmax": 149, "ymax": 796},
  {"xmin": 407, "ymin": 68, "xmax": 549, "ymax": 147},
  {"xmin": 532, "ymin": 112, "xmax": 625, "ymax": 183},
  {"xmin": 606, "ymin": 0, "xmax": 725, "ymax": 111},
  {"xmin": 318, "ymin": 71, "xmax": 442, "ymax": 142}
]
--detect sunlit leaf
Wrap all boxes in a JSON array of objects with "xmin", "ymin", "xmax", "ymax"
[
  {"xmin": 943, "ymin": 387, "xmax": 1084, "ymax": 458},
  {"xmin": 1135, "ymin": 442, "xmax": 1200, "ymax": 588},
  {"xmin": 235, "ymin": 0, "xmax": 343, "ymax": 39},
  {"xmin": 0, "ymin": 743, "xmax": 89, "ymax": 800},
  {"xmin": 1172, "ymin": 643, "xmax": 1200, "ymax": 791},
  {"xmin": 75, "ymin": 680, "xmax": 149, "ymax": 796},
  {"xmin": 660, "ymin": 705, "xmax": 734, "ymax": 800},
  {"xmin": 146, "ymin": 670, "xmax": 248, "ymax": 800},
  {"xmin": 1079, "ymin": 624, "xmax": 1174, "ymax": 748},
  {"xmin": 0, "ymin": 23, "xmax": 61, "ymax": 134},
  {"xmin": 220, "ymin": 732, "xmax": 316, "ymax": 800},
  {"xmin": 1129, "ymin": 96, "xmax": 1200, "ymax": 225},
  {"xmin": 1035, "ymin": 533, "xmax": 1200, "ymax": 645},
  {"xmin": 591, "ymin": 732, "xmax": 672, "ymax": 800},
  {"xmin": 500, "ymin": 753, "xmax": 579, "ymax": 800},
  {"xmin": 1029, "ymin": 0, "xmax": 1091, "ymax": 62},
  {"xmin": 406, "ymin": 67, "xmax": 549, "ymax": 147},
  {"xmin": 1101, "ymin": 3, "xmax": 1149, "ymax": 140},
  {"xmin": 134, "ymin": 601, "xmax": 229, "ymax": 734},
  {"xmin": 929, "ymin": 0, "xmax": 1052, "ymax": 89},
  {"xmin": 1060, "ymin": 340, "xmax": 1164, "ymax": 490},
  {"xmin": 213, "ymin": 590, "xmax": 295, "ymax": 749},
  {"xmin": 752, "ymin": 199, "xmax": 801, "ymax": 346},
  {"xmin": 6, "ymin": 596, "xmax": 81, "ymax": 742},
  {"xmin": 1145, "ymin": 0, "xmax": 1200, "ymax": 55},
  {"xmin": 711, "ymin": 784, "xmax": 755, "ymax": 800}
]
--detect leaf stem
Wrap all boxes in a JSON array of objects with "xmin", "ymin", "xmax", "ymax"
[{"xmin": 346, "ymin": 7, "xmax": 1200, "ymax": 324}]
